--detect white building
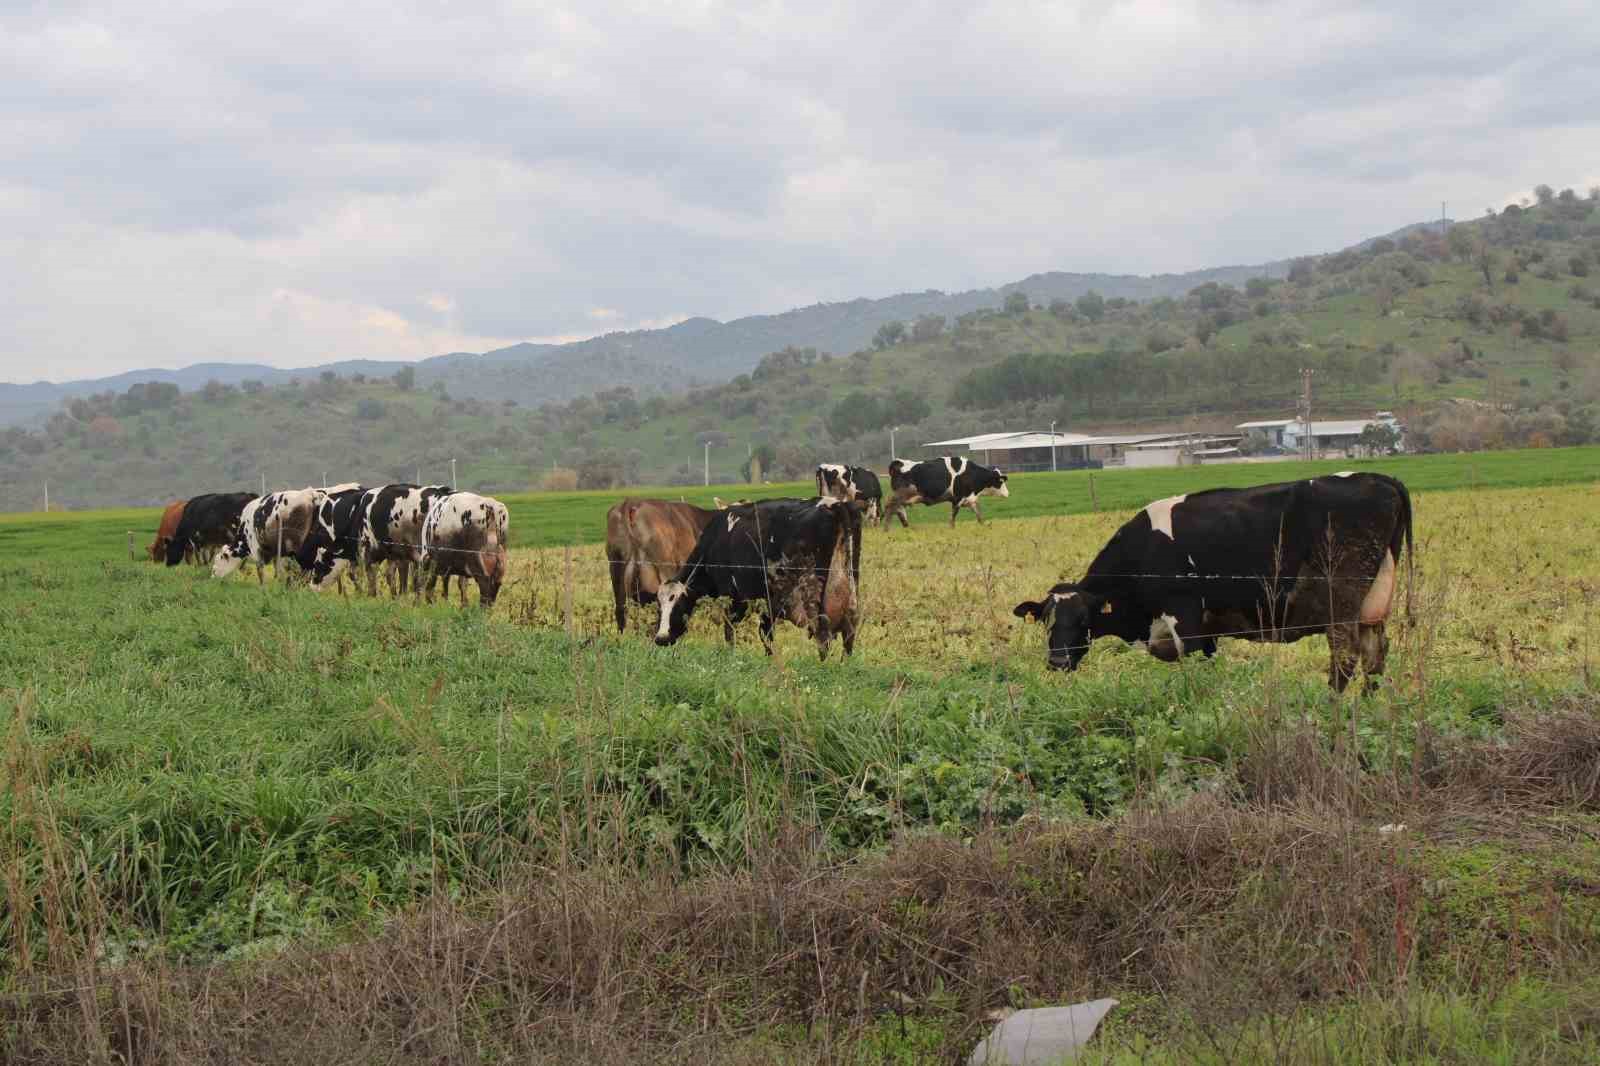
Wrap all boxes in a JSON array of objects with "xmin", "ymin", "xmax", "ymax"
[{"xmin": 1237, "ymin": 412, "xmax": 1404, "ymax": 457}]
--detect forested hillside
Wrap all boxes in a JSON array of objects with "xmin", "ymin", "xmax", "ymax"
[{"xmin": 4, "ymin": 187, "xmax": 1597, "ymax": 510}]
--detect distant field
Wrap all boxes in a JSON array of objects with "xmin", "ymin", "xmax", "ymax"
[{"xmin": 4, "ymin": 445, "xmax": 1598, "ymax": 563}]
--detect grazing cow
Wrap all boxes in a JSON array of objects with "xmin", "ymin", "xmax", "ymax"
[
  {"xmin": 164, "ymin": 492, "xmax": 256, "ymax": 566},
  {"xmin": 606, "ymin": 499, "xmax": 719, "ymax": 632},
  {"xmin": 213, "ymin": 488, "xmax": 319, "ymax": 582},
  {"xmin": 360, "ymin": 484, "xmax": 455, "ymax": 596},
  {"xmin": 815, "ymin": 464, "xmax": 884, "ymax": 525},
  {"xmin": 419, "ymin": 492, "xmax": 509, "ymax": 608},
  {"xmin": 654, "ymin": 497, "xmax": 863, "ymax": 659},
  {"xmin": 148, "ymin": 499, "xmax": 189, "ymax": 562},
  {"xmin": 296, "ymin": 484, "xmax": 368, "ymax": 592},
  {"xmin": 1012, "ymin": 472, "xmax": 1413, "ymax": 691},
  {"xmin": 884, "ymin": 456, "xmax": 1008, "ymax": 527}
]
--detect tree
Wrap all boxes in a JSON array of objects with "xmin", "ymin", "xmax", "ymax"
[
  {"xmin": 826, "ymin": 392, "xmax": 883, "ymax": 440},
  {"xmin": 1288, "ymin": 257, "xmax": 1315, "ymax": 285},
  {"xmin": 911, "ymin": 314, "xmax": 946, "ymax": 342},
  {"xmin": 1003, "ymin": 290, "xmax": 1030, "ymax": 315},
  {"xmin": 393, "ymin": 366, "xmax": 416, "ymax": 391},
  {"xmin": 1075, "ymin": 290, "xmax": 1105, "ymax": 322},
  {"xmin": 1534, "ymin": 184, "xmax": 1555, "ymax": 205},
  {"xmin": 882, "ymin": 387, "xmax": 931, "ymax": 426},
  {"xmin": 241, "ymin": 379, "xmax": 265, "ymax": 395},
  {"xmin": 1358, "ymin": 422, "xmax": 1400, "ymax": 456},
  {"xmin": 740, "ymin": 443, "xmax": 777, "ymax": 483},
  {"xmin": 871, "ymin": 321, "xmax": 906, "ymax": 350},
  {"xmin": 1245, "ymin": 277, "xmax": 1273, "ymax": 299},
  {"xmin": 355, "ymin": 398, "xmax": 387, "ymax": 420}
]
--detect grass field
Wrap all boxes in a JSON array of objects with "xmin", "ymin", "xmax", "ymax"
[
  {"xmin": 5, "ymin": 444, "xmax": 1599, "ymax": 564},
  {"xmin": 4, "ymin": 449, "xmax": 1600, "ymax": 1062}
]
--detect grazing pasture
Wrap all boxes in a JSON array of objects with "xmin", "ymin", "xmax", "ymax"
[{"xmin": 2, "ymin": 449, "xmax": 1599, "ymax": 1063}]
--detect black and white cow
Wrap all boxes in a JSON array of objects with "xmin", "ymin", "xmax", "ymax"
[
  {"xmin": 654, "ymin": 497, "xmax": 863, "ymax": 659},
  {"xmin": 296, "ymin": 484, "xmax": 368, "ymax": 592},
  {"xmin": 815, "ymin": 464, "xmax": 884, "ymax": 525},
  {"xmin": 212, "ymin": 487, "xmax": 320, "ymax": 582},
  {"xmin": 883, "ymin": 456, "xmax": 1008, "ymax": 528},
  {"xmin": 359, "ymin": 484, "xmax": 455, "ymax": 596},
  {"xmin": 1012, "ymin": 472, "xmax": 1413, "ymax": 690},
  {"xmin": 164, "ymin": 492, "xmax": 256, "ymax": 566},
  {"xmin": 418, "ymin": 492, "xmax": 510, "ymax": 608}
]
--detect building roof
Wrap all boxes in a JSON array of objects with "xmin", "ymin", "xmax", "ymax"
[
  {"xmin": 922, "ymin": 430, "xmax": 1097, "ymax": 450},
  {"xmin": 1236, "ymin": 418, "xmax": 1296, "ymax": 429},
  {"xmin": 1296, "ymin": 419, "xmax": 1379, "ymax": 437},
  {"xmin": 1081, "ymin": 432, "xmax": 1191, "ymax": 447}
]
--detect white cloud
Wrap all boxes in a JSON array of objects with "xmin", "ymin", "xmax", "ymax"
[{"xmin": 2, "ymin": 1, "xmax": 1597, "ymax": 382}]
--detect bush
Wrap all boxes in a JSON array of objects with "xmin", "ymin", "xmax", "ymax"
[
  {"xmin": 537, "ymin": 467, "xmax": 579, "ymax": 492},
  {"xmin": 1571, "ymin": 256, "xmax": 1590, "ymax": 277},
  {"xmin": 355, "ymin": 398, "xmax": 387, "ymax": 421}
]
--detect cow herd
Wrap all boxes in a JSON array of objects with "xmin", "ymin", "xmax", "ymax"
[
  {"xmin": 152, "ymin": 483, "xmax": 511, "ymax": 607},
  {"xmin": 150, "ymin": 459, "xmax": 1414, "ymax": 690}
]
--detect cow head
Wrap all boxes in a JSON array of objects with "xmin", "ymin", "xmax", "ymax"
[
  {"xmin": 654, "ymin": 579, "xmax": 699, "ymax": 645},
  {"xmin": 212, "ymin": 532, "xmax": 248, "ymax": 578},
  {"xmin": 816, "ymin": 464, "xmax": 856, "ymax": 500},
  {"xmin": 1012, "ymin": 583, "xmax": 1109, "ymax": 671},
  {"xmin": 982, "ymin": 467, "xmax": 1010, "ymax": 499}
]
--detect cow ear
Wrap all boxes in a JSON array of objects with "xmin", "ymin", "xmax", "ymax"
[{"xmin": 1012, "ymin": 600, "xmax": 1050, "ymax": 622}]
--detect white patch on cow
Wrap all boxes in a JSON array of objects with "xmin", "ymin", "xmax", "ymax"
[
  {"xmin": 1052, "ymin": 591, "xmax": 1078, "ymax": 603},
  {"xmin": 323, "ymin": 482, "xmax": 362, "ymax": 495},
  {"xmin": 1149, "ymin": 612, "xmax": 1185, "ymax": 656},
  {"xmin": 727, "ymin": 513, "xmax": 740, "ymax": 531},
  {"xmin": 1187, "ymin": 554, "xmax": 1196, "ymax": 569},
  {"xmin": 1144, "ymin": 495, "xmax": 1186, "ymax": 539},
  {"xmin": 1360, "ymin": 549, "xmax": 1397, "ymax": 624},
  {"xmin": 1331, "ymin": 471, "xmax": 1357, "ymax": 478},
  {"xmin": 983, "ymin": 480, "xmax": 1008, "ymax": 498},
  {"xmin": 943, "ymin": 457, "xmax": 966, "ymax": 481},
  {"xmin": 655, "ymin": 580, "xmax": 688, "ymax": 640}
]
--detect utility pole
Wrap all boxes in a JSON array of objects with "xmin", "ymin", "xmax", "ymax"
[
  {"xmin": 1049, "ymin": 419, "xmax": 1057, "ymax": 473},
  {"xmin": 1440, "ymin": 200, "xmax": 1448, "ymax": 235},
  {"xmin": 889, "ymin": 426, "xmax": 899, "ymax": 465},
  {"xmin": 451, "ymin": 458, "xmax": 457, "ymax": 490},
  {"xmin": 43, "ymin": 480, "xmax": 48, "ymax": 513},
  {"xmin": 260, "ymin": 473, "xmax": 266, "ymax": 497},
  {"xmin": 1298, "ymin": 368, "xmax": 1315, "ymax": 461},
  {"xmin": 703, "ymin": 441, "xmax": 712, "ymax": 486}
]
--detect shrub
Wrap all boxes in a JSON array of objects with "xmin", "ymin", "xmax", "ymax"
[{"xmin": 537, "ymin": 467, "xmax": 579, "ymax": 492}]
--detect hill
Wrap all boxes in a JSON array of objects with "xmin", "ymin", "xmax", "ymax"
[{"xmin": 3, "ymin": 188, "xmax": 1598, "ymax": 509}]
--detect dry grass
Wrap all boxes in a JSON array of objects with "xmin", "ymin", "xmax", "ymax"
[{"xmin": 5, "ymin": 699, "xmax": 1600, "ymax": 1065}]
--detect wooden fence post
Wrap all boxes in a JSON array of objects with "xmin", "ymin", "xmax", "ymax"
[
  {"xmin": 563, "ymin": 545, "xmax": 574, "ymax": 638},
  {"xmin": 1088, "ymin": 473, "xmax": 1099, "ymax": 512},
  {"xmin": 127, "ymin": 531, "xmax": 134, "ymax": 561}
]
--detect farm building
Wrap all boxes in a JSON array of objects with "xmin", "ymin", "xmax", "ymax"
[
  {"xmin": 1237, "ymin": 411, "xmax": 1404, "ymax": 457},
  {"xmin": 921, "ymin": 429, "xmax": 1242, "ymax": 471}
]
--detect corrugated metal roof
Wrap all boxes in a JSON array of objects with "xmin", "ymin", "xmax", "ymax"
[
  {"xmin": 1236, "ymin": 419, "xmax": 1295, "ymax": 429},
  {"xmin": 1296, "ymin": 420, "xmax": 1377, "ymax": 437},
  {"xmin": 1082, "ymin": 432, "xmax": 1191, "ymax": 447},
  {"xmin": 922, "ymin": 430, "xmax": 1097, "ymax": 449}
]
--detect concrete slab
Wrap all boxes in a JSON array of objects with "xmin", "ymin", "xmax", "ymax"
[{"xmin": 967, "ymin": 998, "xmax": 1119, "ymax": 1065}]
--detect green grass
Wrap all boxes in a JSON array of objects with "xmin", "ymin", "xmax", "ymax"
[{"xmin": 6, "ymin": 444, "xmax": 1598, "ymax": 563}]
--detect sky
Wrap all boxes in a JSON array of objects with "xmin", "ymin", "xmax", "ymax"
[{"xmin": 3, "ymin": 1, "xmax": 1598, "ymax": 383}]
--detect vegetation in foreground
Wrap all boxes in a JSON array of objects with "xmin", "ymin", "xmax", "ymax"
[{"xmin": 1, "ymin": 476, "xmax": 1597, "ymax": 1062}]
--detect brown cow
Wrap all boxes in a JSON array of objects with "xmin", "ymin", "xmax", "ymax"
[
  {"xmin": 606, "ymin": 499, "xmax": 719, "ymax": 633},
  {"xmin": 148, "ymin": 499, "xmax": 189, "ymax": 562}
]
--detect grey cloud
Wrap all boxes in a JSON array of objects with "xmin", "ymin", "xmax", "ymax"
[{"xmin": 2, "ymin": 1, "xmax": 1598, "ymax": 380}]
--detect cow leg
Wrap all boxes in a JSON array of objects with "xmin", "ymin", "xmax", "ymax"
[
  {"xmin": 949, "ymin": 501, "xmax": 960, "ymax": 527},
  {"xmin": 759, "ymin": 613, "xmax": 775, "ymax": 656},
  {"xmin": 840, "ymin": 608, "xmax": 857, "ymax": 657},
  {"xmin": 459, "ymin": 572, "xmax": 469, "ymax": 609},
  {"xmin": 609, "ymin": 555, "xmax": 630, "ymax": 633}
]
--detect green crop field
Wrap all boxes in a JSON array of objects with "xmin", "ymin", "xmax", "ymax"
[{"xmin": 4, "ymin": 448, "xmax": 1600, "ymax": 1063}]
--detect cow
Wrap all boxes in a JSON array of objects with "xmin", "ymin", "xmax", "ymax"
[
  {"xmin": 418, "ymin": 492, "xmax": 509, "ymax": 608},
  {"xmin": 1011, "ymin": 472, "xmax": 1414, "ymax": 691},
  {"xmin": 164, "ymin": 492, "xmax": 256, "ymax": 566},
  {"xmin": 212, "ymin": 488, "xmax": 319, "ymax": 583},
  {"xmin": 654, "ymin": 497, "xmax": 863, "ymax": 659},
  {"xmin": 883, "ymin": 456, "xmax": 1008, "ymax": 527},
  {"xmin": 296, "ymin": 484, "xmax": 368, "ymax": 593},
  {"xmin": 359, "ymin": 484, "xmax": 455, "ymax": 596},
  {"xmin": 148, "ymin": 499, "xmax": 189, "ymax": 562},
  {"xmin": 606, "ymin": 499, "xmax": 719, "ymax": 633},
  {"xmin": 815, "ymin": 464, "xmax": 884, "ymax": 525}
]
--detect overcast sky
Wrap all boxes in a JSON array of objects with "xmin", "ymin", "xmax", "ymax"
[{"xmin": 3, "ymin": 1, "xmax": 1597, "ymax": 383}]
